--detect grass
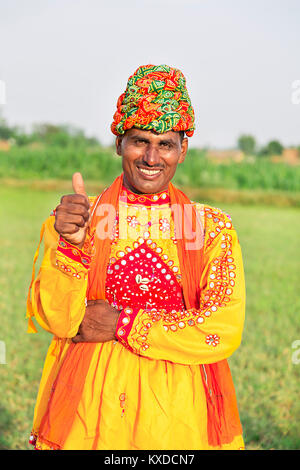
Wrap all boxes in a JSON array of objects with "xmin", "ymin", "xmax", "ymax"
[
  {"xmin": 0, "ymin": 184, "xmax": 299, "ymax": 450},
  {"xmin": 1, "ymin": 177, "xmax": 299, "ymax": 208}
]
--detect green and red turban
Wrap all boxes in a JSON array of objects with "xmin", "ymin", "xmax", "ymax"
[{"xmin": 111, "ymin": 64, "xmax": 195, "ymax": 137}]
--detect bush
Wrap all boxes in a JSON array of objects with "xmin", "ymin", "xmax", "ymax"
[
  {"xmin": 237, "ymin": 135, "xmax": 256, "ymax": 155},
  {"xmin": 259, "ymin": 140, "xmax": 284, "ymax": 157}
]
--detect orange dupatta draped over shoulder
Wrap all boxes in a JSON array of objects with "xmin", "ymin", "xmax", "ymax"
[{"xmin": 37, "ymin": 175, "xmax": 242, "ymax": 449}]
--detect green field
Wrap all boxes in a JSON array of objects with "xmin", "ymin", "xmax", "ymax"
[
  {"xmin": 1, "ymin": 145, "xmax": 300, "ymax": 194},
  {"xmin": 0, "ymin": 184, "xmax": 299, "ymax": 450}
]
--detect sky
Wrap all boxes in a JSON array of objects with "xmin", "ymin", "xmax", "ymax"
[{"xmin": 0, "ymin": 0, "xmax": 299, "ymax": 148}]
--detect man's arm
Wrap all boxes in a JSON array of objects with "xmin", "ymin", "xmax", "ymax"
[
  {"xmin": 27, "ymin": 173, "xmax": 91, "ymax": 337},
  {"xmin": 114, "ymin": 210, "xmax": 246, "ymax": 365},
  {"xmin": 27, "ymin": 214, "xmax": 89, "ymax": 337},
  {"xmin": 27, "ymin": 172, "xmax": 120, "ymax": 340}
]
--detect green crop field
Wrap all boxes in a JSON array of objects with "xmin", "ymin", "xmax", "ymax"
[
  {"xmin": 1, "ymin": 146, "xmax": 300, "ymax": 194},
  {"xmin": 0, "ymin": 184, "xmax": 299, "ymax": 450}
]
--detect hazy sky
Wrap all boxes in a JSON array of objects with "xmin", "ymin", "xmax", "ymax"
[{"xmin": 0, "ymin": 0, "xmax": 299, "ymax": 148}]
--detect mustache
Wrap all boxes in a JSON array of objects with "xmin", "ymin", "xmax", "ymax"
[{"xmin": 136, "ymin": 162, "xmax": 165, "ymax": 170}]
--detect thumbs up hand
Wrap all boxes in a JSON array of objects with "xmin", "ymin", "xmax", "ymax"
[{"xmin": 54, "ymin": 172, "xmax": 91, "ymax": 248}]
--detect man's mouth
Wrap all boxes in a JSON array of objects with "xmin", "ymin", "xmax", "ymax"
[{"xmin": 137, "ymin": 167, "xmax": 163, "ymax": 178}]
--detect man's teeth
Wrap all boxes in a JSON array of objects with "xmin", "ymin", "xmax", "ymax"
[{"xmin": 139, "ymin": 168, "xmax": 161, "ymax": 176}]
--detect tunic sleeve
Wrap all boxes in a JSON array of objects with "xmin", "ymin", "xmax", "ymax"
[
  {"xmin": 115, "ymin": 210, "xmax": 246, "ymax": 365},
  {"xmin": 27, "ymin": 215, "xmax": 91, "ymax": 338}
]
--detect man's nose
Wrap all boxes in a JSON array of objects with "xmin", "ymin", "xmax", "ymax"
[{"xmin": 143, "ymin": 145, "xmax": 160, "ymax": 166}]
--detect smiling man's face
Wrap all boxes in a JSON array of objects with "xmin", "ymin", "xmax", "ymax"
[{"xmin": 116, "ymin": 128, "xmax": 188, "ymax": 194}]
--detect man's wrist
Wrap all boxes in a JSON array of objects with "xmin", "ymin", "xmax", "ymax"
[
  {"xmin": 58, "ymin": 235, "xmax": 87, "ymax": 254},
  {"xmin": 113, "ymin": 310, "xmax": 122, "ymax": 340},
  {"xmin": 56, "ymin": 236, "xmax": 91, "ymax": 279}
]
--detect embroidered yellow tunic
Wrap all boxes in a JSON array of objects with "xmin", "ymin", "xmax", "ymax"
[{"xmin": 27, "ymin": 188, "xmax": 245, "ymax": 450}]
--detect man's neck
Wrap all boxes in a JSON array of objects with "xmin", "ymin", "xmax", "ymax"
[{"xmin": 122, "ymin": 180, "xmax": 169, "ymax": 196}]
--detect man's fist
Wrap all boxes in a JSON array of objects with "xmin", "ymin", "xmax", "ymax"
[
  {"xmin": 54, "ymin": 172, "xmax": 90, "ymax": 248},
  {"xmin": 72, "ymin": 300, "xmax": 120, "ymax": 343}
]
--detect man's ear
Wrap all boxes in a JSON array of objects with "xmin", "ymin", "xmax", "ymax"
[
  {"xmin": 115, "ymin": 136, "xmax": 122, "ymax": 156},
  {"xmin": 179, "ymin": 137, "xmax": 188, "ymax": 164}
]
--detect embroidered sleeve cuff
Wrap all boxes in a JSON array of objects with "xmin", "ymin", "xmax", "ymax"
[
  {"xmin": 56, "ymin": 236, "xmax": 91, "ymax": 280},
  {"xmin": 115, "ymin": 307, "xmax": 137, "ymax": 349}
]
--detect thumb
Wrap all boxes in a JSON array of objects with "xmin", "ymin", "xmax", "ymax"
[
  {"xmin": 72, "ymin": 172, "xmax": 91, "ymax": 228},
  {"xmin": 72, "ymin": 172, "xmax": 88, "ymax": 198}
]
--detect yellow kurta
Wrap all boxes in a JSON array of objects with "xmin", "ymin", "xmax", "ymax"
[{"xmin": 27, "ymin": 189, "xmax": 245, "ymax": 450}]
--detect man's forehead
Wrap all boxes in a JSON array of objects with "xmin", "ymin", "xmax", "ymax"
[{"xmin": 125, "ymin": 128, "xmax": 180, "ymax": 141}]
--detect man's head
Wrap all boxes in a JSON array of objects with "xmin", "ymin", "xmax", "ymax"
[
  {"xmin": 116, "ymin": 128, "xmax": 188, "ymax": 194},
  {"xmin": 111, "ymin": 64, "xmax": 195, "ymax": 194}
]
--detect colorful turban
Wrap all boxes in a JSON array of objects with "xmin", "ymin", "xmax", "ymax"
[{"xmin": 111, "ymin": 64, "xmax": 195, "ymax": 137}]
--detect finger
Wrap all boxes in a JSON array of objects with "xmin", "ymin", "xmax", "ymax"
[
  {"xmin": 72, "ymin": 172, "xmax": 88, "ymax": 199},
  {"xmin": 60, "ymin": 194, "xmax": 90, "ymax": 210},
  {"xmin": 61, "ymin": 213, "xmax": 87, "ymax": 227},
  {"xmin": 63, "ymin": 202, "xmax": 90, "ymax": 220},
  {"xmin": 59, "ymin": 223, "xmax": 82, "ymax": 234},
  {"xmin": 72, "ymin": 334, "xmax": 82, "ymax": 343}
]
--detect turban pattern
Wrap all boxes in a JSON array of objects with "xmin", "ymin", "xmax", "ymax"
[{"xmin": 111, "ymin": 64, "xmax": 195, "ymax": 137}]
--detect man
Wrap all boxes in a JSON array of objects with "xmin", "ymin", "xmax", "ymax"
[{"xmin": 27, "ymin": 64, "xmax": 245, "ymax": 450}]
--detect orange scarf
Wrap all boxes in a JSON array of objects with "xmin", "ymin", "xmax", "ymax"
[{"xmin": 38, "ymin": 175, "xmax": 242, "ymax": 449}]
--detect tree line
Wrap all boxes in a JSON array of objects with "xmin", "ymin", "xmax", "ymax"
[
  {"xmin": 0, "ymin": 118, "xmax": 298, "ymax": 157},
  {"xmin": 0, "ymin": 119, "xmax": 100, "ymax": 148},
  {"xmin": 237, "ymin": 134, "xmax": 292, "ymax": 157}
]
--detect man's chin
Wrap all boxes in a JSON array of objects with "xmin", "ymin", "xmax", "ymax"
[
  {"xmin": 130, "ymin": 179, "xmax": 167, "ymax": 194},
  {"xmin": 124, "ymin": 173, "xmax": 168, "ymax": 194}
]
